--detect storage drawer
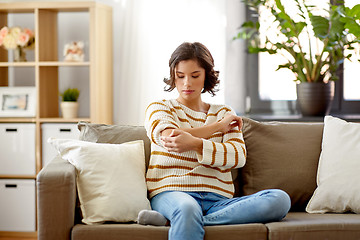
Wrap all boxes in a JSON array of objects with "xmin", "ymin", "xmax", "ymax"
[
  {"xmin": 42, "ymin": 123, "xmax": 79, "ymax": 167},
  {"xmin": 0, "ymin": 179, "xmax": 35, "ymax": 231},
  {"xmin": 0, "ymin": 124, "xmax": 36, "ymax": 175}
]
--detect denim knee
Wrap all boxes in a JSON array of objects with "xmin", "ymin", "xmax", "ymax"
[
  {"xmin": 169, "ymin": 198, "xmax": 204, "ymax": 240},
  {"xmin": 263, "ymin": 189, "xmax": 291, "ymax": 221},
  {"xmin": 172, "ymin": 200, "xmax": 203, "ymax": 223}
]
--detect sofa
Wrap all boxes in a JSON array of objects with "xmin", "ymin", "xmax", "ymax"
[{"xmin": 37, "ymin": 117, "xmax": 360, "ymax": 240}]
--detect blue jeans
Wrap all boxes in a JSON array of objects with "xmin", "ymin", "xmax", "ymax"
[{"xmin": 151, "ymin": 190, "xmax": 291, "ymax": 240}]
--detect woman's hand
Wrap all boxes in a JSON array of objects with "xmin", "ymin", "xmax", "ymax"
[
  {"xmin": 161, "ymin": 129, "xmax": 203, "ymax": 154},
  {"xmin": 218, "ymin": 113, "xmax": 243, "ymax": 133}
]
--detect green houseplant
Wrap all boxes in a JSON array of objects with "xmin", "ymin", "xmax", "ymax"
[
  {"xmin": 60, "ymin": 88, "xmax": 80, "ymax": 119},
  {"xmin": 235, "ymin": 0, "xmax": 360, "ymax": 116}
]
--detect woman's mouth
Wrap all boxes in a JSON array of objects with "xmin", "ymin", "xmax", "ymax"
[{"xmin": 182, "ymin": 90, "xmax": 195, "ymax": 94}]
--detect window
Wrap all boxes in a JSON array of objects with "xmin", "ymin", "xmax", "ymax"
[
  {"xmin": 344, "ymin": 0, "xmax": 360, "ymax": 101},
  {"xmin": 247, "ymin": 0, "xmax": 360, "ymax": 115}
]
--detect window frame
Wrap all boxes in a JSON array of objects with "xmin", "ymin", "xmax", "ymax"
[{"xmin": 245, "ymin": 3, "xmax": 360, "ymax": 115}]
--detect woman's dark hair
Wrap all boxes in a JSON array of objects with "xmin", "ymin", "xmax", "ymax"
[{"xmin": 163, "ymin": 42, "xmax": 220, "ymax": 96}]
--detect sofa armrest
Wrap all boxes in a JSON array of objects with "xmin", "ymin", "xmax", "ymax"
[{"xmin": 37, "ymin": 155, "xmax": 77, "ymax": 240}]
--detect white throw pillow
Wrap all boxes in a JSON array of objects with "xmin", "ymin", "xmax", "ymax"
[
  {"xmin": 48, "ymin": 138, "xmax": 151, "ymax": 224},
  {"xmin": 306, "ymin": 116, "xmax": 360, "ymax": 213}
]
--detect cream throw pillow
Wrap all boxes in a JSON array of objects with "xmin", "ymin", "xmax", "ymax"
[
  {"xmin": 48, "ymin": 138, "xmax": 151, "ymax": 224},
  {"xmin": 306, "ymin": 116, "xmax": 360, "ymax": 213}
]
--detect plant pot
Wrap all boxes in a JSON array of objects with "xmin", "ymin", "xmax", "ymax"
[
  {"xmin": 60, "ymin": 101, "xmax": 79, "ymax": 119},
  {"xmin": 296, "ymin": 82, "xmax": 335, "ymax": 116}
]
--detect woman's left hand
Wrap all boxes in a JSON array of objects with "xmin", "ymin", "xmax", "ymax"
[
  {"xmin": 218, "ymin": 113, "xmax": 243, "ymax": 133},
  {"xmin": 161, "ymin": 129, "xmax": 202, "ymax": 154}
]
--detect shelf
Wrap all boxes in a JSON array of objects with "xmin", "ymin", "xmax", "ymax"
[
  {"xmin": 0, "ymin": 1, "xmax": 113, "ymax": 234},
  {"xmin": 0, "ymin": 175, "xmax": 36, "ymax": 179},
  {"xmin": 39, "ymin": 61, "xmax": 90, "ymax": 66},
  {"xmin": 0, "ymin": 1, "xmax": 99, "ymax": 11},
  {"xmin": 0, "ymin": 118, "xmax": 36, "ymax": 123},
  {"xmin": 0, "ymin": 61, "xmax": 90, "ymax": 67},
  {"xmin": 0, "ymin": 62, "xmax": 36, "ymax": 67},
  {"xmin": 39, "ymin": 117, "xmax": 90, "ymax": 123}
]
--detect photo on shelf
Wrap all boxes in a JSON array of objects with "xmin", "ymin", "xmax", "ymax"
[
  {"xmin": 0, "ymin": 87, "xmax": 36, "ymax": 117},
  {"xmin": 63, "ymin": 41, "xmax": 84, "ymax": 62}
]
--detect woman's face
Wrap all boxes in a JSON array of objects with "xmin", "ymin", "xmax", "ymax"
[{"xmin": 174, "ymin": 59, "xmax": 206, "ymax": 103}]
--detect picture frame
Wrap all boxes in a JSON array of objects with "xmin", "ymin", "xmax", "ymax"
[{"xmin": 0, "ymin": 87, "xmax": 36, "ymax": 117}]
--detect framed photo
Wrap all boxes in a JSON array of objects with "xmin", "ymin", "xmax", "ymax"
[{"xmin": 0, "ymin": 87, "xmax": 36, "ymax": 117}]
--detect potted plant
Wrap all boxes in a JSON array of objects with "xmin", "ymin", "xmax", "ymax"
[
  {"xmin": 234, "ymin": 0, "xmax": 360, "ymax": 116},
  {"xmin": 60, "ymin": 88, "xmax": 80, "ymax": 119}
]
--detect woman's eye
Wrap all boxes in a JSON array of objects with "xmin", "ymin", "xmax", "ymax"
[
  {"xmin": 192, "ymin": 75, "xmax": 199, "ymax": 78},
  {"xmin": 177, "ymin": 75, "xmax": 184, "ymax": 78}
]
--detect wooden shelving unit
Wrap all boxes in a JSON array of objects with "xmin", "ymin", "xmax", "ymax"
[{"xmin": 0, "ymin": 2, "xmax": 113, "ymax": 239}]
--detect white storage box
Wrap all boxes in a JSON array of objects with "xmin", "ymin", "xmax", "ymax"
[
  {"xmin": 42, "ymin": 123, "xmax": 79, "ymax": 167},
  {"xmin": 0, "ymin": 179, "xmax": 35, "ymax": 231},
  {"xmin": 0, "ymin": 124, "xmax": 36, "ymax": 175}
]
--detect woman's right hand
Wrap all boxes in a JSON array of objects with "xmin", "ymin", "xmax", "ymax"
[
  {"xmin": 218, "ymin": 113, "xmax": 243, "ymax": 133},
  {"xmin": 161, "ymin": 129, "xmax": 203, "ymax": 154}
]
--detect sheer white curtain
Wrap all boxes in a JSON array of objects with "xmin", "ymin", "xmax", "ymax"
[{"xmin": 115, "ymin": 0, "xmax": 231, "ymax": 125}]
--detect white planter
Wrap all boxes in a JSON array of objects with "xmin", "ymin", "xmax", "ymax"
[{"xmin": 60, "ymin": 101, "xmax": 79, "ymax": 119}]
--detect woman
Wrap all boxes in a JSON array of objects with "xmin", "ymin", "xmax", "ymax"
[{"xmin": 139, "ymin": 42, "xmax": 290, "ymax": 240}]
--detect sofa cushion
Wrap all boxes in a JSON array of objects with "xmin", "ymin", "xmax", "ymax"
[
  {"xmin": 71, "ymin": 223, "xmax": 268, "ymax": 240},
  {"xmin": 48, "ymin": 138, "xmax": 151, "ymax": 224},
  {"xmin": 241, "ymin": 118, "xmax": 323, "ymax": 211},
  {"xmin": 265, "ymin": 212, "xmax": 360, "ymax": 240},
  {"xmin": 306, "ymin": 116, "xmax": 360, "ymax": 214},
  {"xmin": 78, "ymin": 122, "xmax": 151, "ymax": 167}
]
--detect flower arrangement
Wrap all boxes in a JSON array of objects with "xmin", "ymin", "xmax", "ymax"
[
  {"xmin": 0, "ymin": 26, "xmax": 35, "ymax": 50},
  {"xmin": 0, "ymin": 26, "xmax": 35, "ymax": 62}
]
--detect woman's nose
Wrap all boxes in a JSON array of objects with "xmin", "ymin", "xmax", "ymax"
[{"xmin": 184, "ymin": 76, "xmax": 191, "ymax": 86}]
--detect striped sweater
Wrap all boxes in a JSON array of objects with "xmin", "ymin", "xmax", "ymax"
[{"xmin": 144, "ymin": 99, "xmax": 247, "ymax": 199}]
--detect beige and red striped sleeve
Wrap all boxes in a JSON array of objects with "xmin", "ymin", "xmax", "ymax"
[
  {"xmin": 144, "ymin": 100, "xmax": 179, "ymax": 146},
  {"xmin": 197, "ymin": 106, "xmax": 246, "ymax": 169},
  {"xmin": 198, "ymin": 128, "xmax": 246, "ymax": 169}
]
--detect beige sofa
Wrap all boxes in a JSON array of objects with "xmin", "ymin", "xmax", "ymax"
[{"xmin": 37, "ymin": 118, "xmax": 360, "ymax": 240}]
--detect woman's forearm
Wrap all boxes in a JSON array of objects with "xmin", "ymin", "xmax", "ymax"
[
  {"xmin": 161, "ymin": 121, "xmax": 221, "ymax": 139},
  {"xmin": 161, "ymin": 114, "xmax": 242, "ymax": 139},
  {"xmin": 181, "ymin": 122, "xmax": 221, "ymax": 139}
]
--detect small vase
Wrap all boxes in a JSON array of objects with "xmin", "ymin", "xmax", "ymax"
[
  {"xmin": 14, "ymin": 47, "xmax": 27, "ymax": 62},
  {"xmin": 61, "ymin": 101, "xmax": 79, "ymax": 119}
]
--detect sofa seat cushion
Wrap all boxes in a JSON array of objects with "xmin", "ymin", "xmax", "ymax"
[
  {"xmin": 265, "ymin": 212, "xmax": 360, "ymax": 240},
  {"xmin": 71, "ymin": 223, "xmax": 268, "ymax": 240},
  {"xmin": 72, "ymin": 224, "xmax": 168, "ymax": 240}
]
